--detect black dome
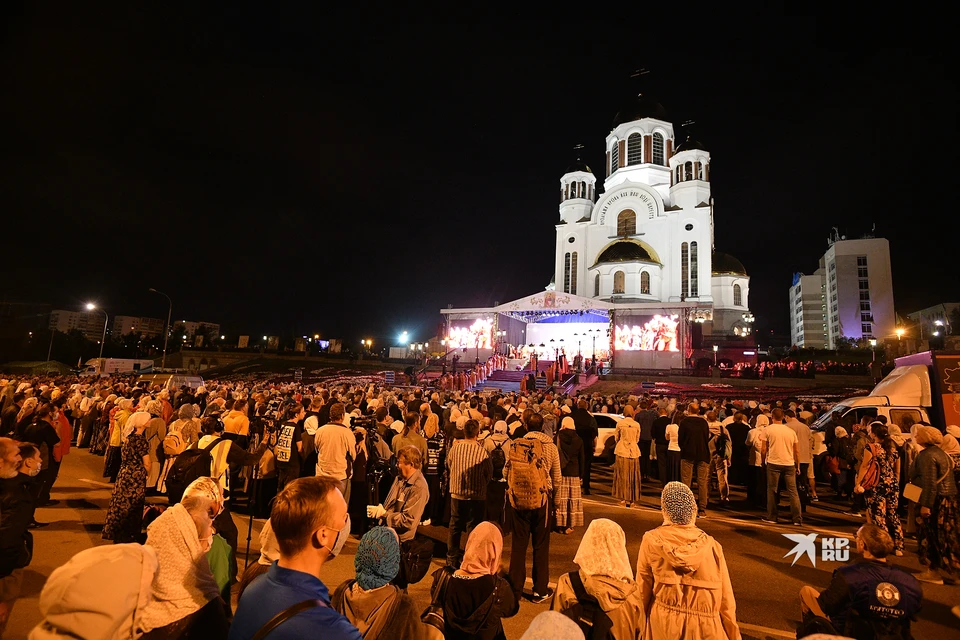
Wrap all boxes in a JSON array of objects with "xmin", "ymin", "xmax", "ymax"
[
  {"xmin": 612, "ymin": 94, "xmax": 668, "ymax": 127},
  {"xmin": 565, "ymin": 158, "xmax": 592, "ymax": 174},
  {"xmin": 712, "ymin": 252, "xmax": 747, "ymax": 276},
  {"xmin": 676, "ymin": 135, "xmax": 708, "ymax": 152},
  {"xmin": 595, "ymin": 241, "xmax": 657, "ymax": 264}
]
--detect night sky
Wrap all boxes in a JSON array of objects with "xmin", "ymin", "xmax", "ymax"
[{"xmin": 2, "ymin": 7, "xmax": 957, "ymax": 347}]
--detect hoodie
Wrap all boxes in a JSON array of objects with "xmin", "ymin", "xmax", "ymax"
[
  {"xmin": 551, "ymin": 571, "xmax": 645, "ymax": 639},
  {"xmin": 635, "ymin": 525, "xmax": 741, "ymax": 640}
]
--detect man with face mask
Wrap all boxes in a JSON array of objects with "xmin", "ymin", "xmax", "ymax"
[
  {"xmin": 230, "ymin": 476, "xmax": 361, "ymax": 640},
  {"xmin": 0, "ymin": 437, "xmax": 29, "ymax": 635},
  {"xmin": 21, "ymin": 403, "xmax": 61, "ymax": 507}
]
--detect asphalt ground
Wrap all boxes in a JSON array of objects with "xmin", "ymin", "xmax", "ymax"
[{"xmin": 7, "ymin": 450, "xmax": 959, "ymax": 639}]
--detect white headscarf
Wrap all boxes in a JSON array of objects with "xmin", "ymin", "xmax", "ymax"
[{"xmin": 573, "ymin": 518, "xmax": 633, "ymax": 583}]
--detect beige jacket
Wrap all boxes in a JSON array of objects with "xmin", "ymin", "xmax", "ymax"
[
  {"xmin": 552, "ymin": 571, "xmax": 644, "ymax": 639},
  {"xmin": 636, "ymin": 525, "xmax": 741, "ymax": 640}
]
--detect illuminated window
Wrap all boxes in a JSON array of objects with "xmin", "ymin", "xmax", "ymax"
[
  {"xmin": 611, "ymin": 143, "xmax": 620, "ymax": 172},
  {"xmin": 563, "ymin": 252, "xmax": 578, "ymax": 295},
  {"xmin": 681, "ymin": 242, "xmax": 689, "ymax": 298},
  {"xmin": 613, "ymin": 271, "xmax": 625, "ymax": 294},
  {"xmin": 627, "ymin": 133, "xmax": 643, "ymax": 165},
  {"xmin": 684, "ymin": 161, "xmax": 693, "ymax": 181},
  {"xmin": 652, "ymin": 133, "xmax": 664, "ymax": 165},
  {"xmin": 690, "ymin": 241, "xmax": 699, "ymax": 297},
  {"xmin": 733, "ymin": 284, "xmax": 742, "ymax": 306},
  {"xmin": 640, "ymin": 271, "xmax": 650, "ymax": 295},
  {"xmin": 563, "ymin": 253, "xmax": 571, "ymax": 293},
  {"xmin": 617, "ymin": 210, "xmax": 636, "ymax": 236},
  {"xmin": 594, "ymin": 273, "xmax": 600, "ymax": 297}
]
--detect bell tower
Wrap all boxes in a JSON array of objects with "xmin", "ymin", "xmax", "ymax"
[{"xmin": 559, "ymin": 146, "xmax": 596, "ymax": 225}]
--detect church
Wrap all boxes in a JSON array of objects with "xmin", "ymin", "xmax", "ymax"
[{"xmin": 441, "ymin": 94, "xmax": 755, "ymax": 371}]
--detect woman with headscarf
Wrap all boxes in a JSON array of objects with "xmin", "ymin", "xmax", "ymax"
[
  {"xmin": 556, "ymin": 416, "xmax": 585, "ymax": 535},
  {"xmin": 144, "ymin": 400, "xmax": 167, "ymax": 491},
  {"xmin": 15, "ymin": 397, "xmax": 38, "ymax": 439},
  {"xmin": 102, "ymin": 411, "xmax": 152, "ymax": 543},
  {"xmin": 551, "ymin": 518, "xmax": 644, "ymax": 637},
  {"xmin": 636, "ymin": 482, "xmax": 741, "ymax": 639},
  {"xmin": 90, "ymin": 394, "xmax": 115, "ymax": 456},
  {"xmin": 911, "ymin": 426, "xmax": 960, "ymax": 584},
  {"xmin": 829, "ymin": 425, "xmax": 856, "ymax": 500},
  {"xmin": 103, "ymin": 398, "xmax": 134, "ymax": 481},
  {"xmin": 521, "ymin": 611, "xmax": 586, "ymax": 640},
  {"xmin": 941, "ymin": 434, "xmax": 960, "ymax": 486},
  {"xmin": 854, "ymin": 423, "xmax": 904, "ymax": 555},
  {"xmin": 613, "ymin": 405, "xmax": 642, "ymax": 508},
  {"xmin": 332, "ymin": 526, "xmax": 427, "ymax": 639},
  {"xmin": 433, "ymin": 521, "xmax": 518, "ymax": 640}
]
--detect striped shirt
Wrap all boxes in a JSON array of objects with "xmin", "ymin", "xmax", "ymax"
[{"xmin": 446, "ymin": 439, "xmax": 492, "ymax": 500}]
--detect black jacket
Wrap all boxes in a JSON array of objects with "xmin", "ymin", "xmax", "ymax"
[
  {"xmin": 571, "ymin": 408, "xmax": 598, "ymax": 444},
  {"xmin": 0, "ymin": 475, "xmax": 35, "ymax": 576},
  {"xmin": 558, "ymin": 429, "xmax": 584, "ymax": 477},
  {"xmin": 678, "ymin": 415, "xmax": 710, "ymax": 463},
  {"xmin": 818, "ymin": 559, "xmax": 922, "ymax": 638}
]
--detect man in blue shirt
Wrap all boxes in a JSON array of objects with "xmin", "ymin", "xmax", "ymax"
[{"xmin": 230, "ymin": 477, "xmax": 361, "ymax": 640}]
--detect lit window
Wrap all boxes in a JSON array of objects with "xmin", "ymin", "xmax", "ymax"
[
  {"xmin": 640, "ymin": 271, "xmax": 650, "ymax": 295},
  {"xmin": 690, "ymin": 241, "xmax": 699, "ymax": 297},
  {"xmin": 613, "ymin": 270, "xmax": 625, "ymax": 294},
  {"xmin": 563, "ymin": 253, "xmax": 571, "ymax": 294},
  {"xmin": 733, "ymin": 284, "xmax": 742, "ymax": 306},
  {"xmin": 611, "ymin": 143, "xmax": 620, "ymax": 172},
  {"xmin": 681, "ymin": 242, "xmax": 689, "ymax": 298},
  {"xmin": 652, "ymin": 133, "xmax": 664, "ymax": 165},
  {"xmin": 570, "ymin": 252, "xmax": 578, "ymax": 295},
  {"xmin": 617, "ymin": 210, "xmax": 636, "ymax": 236},
  {"xmin": 627, "ymin": 133, "xmax": 643, "ymax": 165}
]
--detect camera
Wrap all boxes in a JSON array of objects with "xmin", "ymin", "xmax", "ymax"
[{"xmin": 350, "ymin": 415, "xmax": 377, "ymax": 429}]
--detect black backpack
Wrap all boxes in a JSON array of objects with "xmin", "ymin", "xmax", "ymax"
[
  {"xmin": 165, "ymin": 437, "xmax": 224, "ymax": 504},
  {"xmin": 713, "ymin": 431, "xmax": 730, "ymax": 460},
  {"xmin": 489, "ymin": 438, "xmax": 507, "ymax": 481}
]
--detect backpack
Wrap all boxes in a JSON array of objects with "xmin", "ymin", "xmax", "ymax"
[
  {"xmin": 567, "ymin": 570, "xmax": 615, "ymax": 639},
  {"xmin": 165, "ymin": 437, "xmax": 225, "ymax": 504},
  {"xmin": 507, "ymin": 437, "xmax": 548, "ymax": 511},
  {"xmin": 163, "ymin": 424, "xmax": 186, "ymax": 456},
  {"xmin": 859, "ymin": 443, "xmax": 881, "ymax": 492},
  {"xmin": 489, "ymin": 438, "xmax": 507, "ymax": 481},
  {"xmin": 713, "ymin": 431, "xmax": 730, "ymax": 460}
]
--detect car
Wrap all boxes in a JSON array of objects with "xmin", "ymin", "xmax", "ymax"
[{"xmin": 592, "ymin": 412, "xmax": 624, "ymax": 462}]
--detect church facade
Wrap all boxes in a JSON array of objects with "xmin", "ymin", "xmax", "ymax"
[{"xmin": 551, "ymin": 95, "xmax": 752, "ymax": 338}]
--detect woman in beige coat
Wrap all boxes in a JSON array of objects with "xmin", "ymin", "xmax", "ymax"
[
  {"xmin": 551, "ymin": 518, "xmax": 644, "ymax": 638},
  {"xmin": 636, "ymin": 482, "xmax": 741, "ymax": 639}
]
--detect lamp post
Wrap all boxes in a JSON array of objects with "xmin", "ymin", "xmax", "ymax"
[
  {"xmin": 712, "ymin": 344, "xmax": 719, "ymax": 366},
  {"xmin": 148, "ymin": 288, "xmax": 173, "ymax": 370},
  {"xmin": 895, "ymin": 328, "xmax": 904, "ymax": 341},
  {"xmin": 86, "ymin": 303, "xmax": 109, "ymax": 362},
  {"xmin": 869, "ymin": 338, "xmax": 877, "ymax": 363}
]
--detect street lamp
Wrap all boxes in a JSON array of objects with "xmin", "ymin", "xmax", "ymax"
[
  {"xmin": 712, "ymin": 344, "xmax": 719, "ymax": 366},
  {"xmin": 148, "ymin": 288, "xmax": 173, "ymax": 370},
  {"xmin": 85, "ymin": 303, "xmax": 108, "ymax": 361},
  {"xmin": 895, "ymin": 328, "xmax": 905, "ymax": 341},
  {"xmin": 869, "ymin": 338, "xmax": 877, "ymax": 363}
]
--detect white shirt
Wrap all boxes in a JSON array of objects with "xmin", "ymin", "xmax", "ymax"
[
  {"xmin": 786, "ymin": 419, "xmax": 812, "ymax": 463},
  {"xmin": 764, "ymin": 423, "xmax": 798, "ymax": 467},
  {"xmin": 665, "ymin": 423, "xmax": 680, "ymax": 452}
]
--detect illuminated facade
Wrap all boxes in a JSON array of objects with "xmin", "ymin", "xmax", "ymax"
[{"xmin": 554, "ymin": 95, "xmax": 751, "ymax": 337}]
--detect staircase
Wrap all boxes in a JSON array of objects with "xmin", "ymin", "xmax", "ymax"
[{"xmin": 471, "ymin": 369, "xmax": 527, "ymax": 393}]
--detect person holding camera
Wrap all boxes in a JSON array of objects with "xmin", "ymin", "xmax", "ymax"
[{"xmin": 367, "ymin": 445, "xmax": 430, "ymax": 588}]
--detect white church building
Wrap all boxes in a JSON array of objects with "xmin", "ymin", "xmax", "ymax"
[{"xmin": 441, "ymin": 95, "xmax": 756, "ymax": 370}]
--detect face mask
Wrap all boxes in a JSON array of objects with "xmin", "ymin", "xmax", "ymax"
[
  {"xmin": 323, "ymin": 514, "xmax": 351, "ymax": 559},
  {"xmin": 27, "ymin": 462, "xmax": 41, "ymax": 477}
]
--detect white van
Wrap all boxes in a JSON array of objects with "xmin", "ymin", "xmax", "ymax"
[
  {"xmin": 811, "ymin": 364, "xmax": 931, "ymax": 431},
  {"xmin": 136, "ymin": 373, "xmax": 205, "ymax": 393}
]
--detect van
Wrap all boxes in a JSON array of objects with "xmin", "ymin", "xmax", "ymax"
[
  {"xmin": 811, "ymin": 351, "xmax": 960, "ymax": 432},
  {"xmin": 136, "ymin": 373, "xmax": 205, "ymax": 393}
]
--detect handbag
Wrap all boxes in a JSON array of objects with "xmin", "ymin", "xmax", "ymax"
[
  {"xmin": 904, "ymin": 466, "xmax": 953, "ymax": 504},
  {"xmin": 420, "ymin": 567, "xmax": 453, "ymax": 632},
  {"xmin": 824, "ymin": 455, "xmax": 841, "ymax": 475},
  {"xmin": 401, "ymin": 534, "xmax": 435, "ymax": 585}
]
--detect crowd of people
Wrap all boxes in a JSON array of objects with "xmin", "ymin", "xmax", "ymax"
[{"xmin": 1, "ymin": 369, "xmax": 959, "ymax": 638}]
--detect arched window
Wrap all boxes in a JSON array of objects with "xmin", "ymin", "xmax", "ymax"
[
  {"xmin": 627, "ymin": 133, "xmax": 643, "ymax": 165},
  {"xmin": 563, "ymin": 253, "xmax": 571, "ymax": 294},
  {"xmin": 690, "ymin": 241, "xmax": 699, "ymax": 297},
  {"xmin": 570, "ymin": 252, "xmax": 578, "ymax": 295},
  {"xmin": 684, "ymin": 161, "xmax": 693, "ymax": 181},
  {"xmin": 579, "ymin": 181, "xmax": 586, "ymax": 197},
  {"xmin": 734, "ymin": 284, "xmax": 742, "ymax": 306},
  {"xmin": 675, "ymin": 165, "xmax": 681, "ymax": 183},
  {"xmin": 652, "ymin": 132, "xmax": 664, "ymax": 165},
  {"xmin": 697, "ymin": 162, "xmax": 704, "ymax": 180},
  {"xmin": 616, "ymin": 209, "xmax": 636, "ymax": 236},
  {"xmin": 640, "ymin": 271, "xmax": 650, "ymax": 295},
  {"xmin": 611, "ymin": 143, "xmax": 620, "ymax": 172},
  {"xmin": 613, "ymin": 270, "xmax": 625, "ymax": 294},
  {"xmin": 681, "ymin": 242, "xmax": 689, "ymax": 299},
  {"xmin": 594, "ymin": 273, "xmax": 601, "ymax": 297}
]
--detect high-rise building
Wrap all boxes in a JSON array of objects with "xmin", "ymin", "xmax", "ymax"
[
  {"xmin": 112, "ymin": 315, "xmax": 166, "ymax": 338},
  {"xmin": 789, "ymin": 233, "xmax": 895, "ymax": 349},
  {"xmin": 49, "ymin": 310, "xmax": 108, "ymax": 343},
  {"xmin": 789, "ymin": 273, "xmax": 827, "ymax": 348}
]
